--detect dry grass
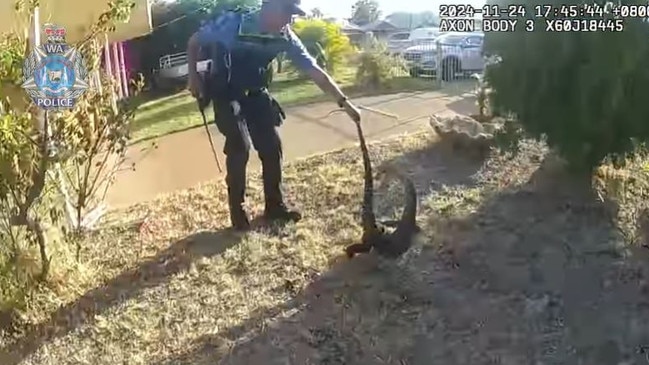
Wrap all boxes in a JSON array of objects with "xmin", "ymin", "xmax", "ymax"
[
  {"xmin": 0, "ymin": 131, "xmax": 437, "ymax": 363},
  {"xmin": 4, "ymin": 130, "xmax": 649, "ymax": 364}
]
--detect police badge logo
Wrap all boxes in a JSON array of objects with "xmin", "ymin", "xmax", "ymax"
[{"xmin": 21, "ymin": 24, "xmax": 89, "ymax": 110}]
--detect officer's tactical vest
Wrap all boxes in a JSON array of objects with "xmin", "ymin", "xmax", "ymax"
[{"xmin": 210, "ymin": 10, "xmax": 288, "ymax": 96}]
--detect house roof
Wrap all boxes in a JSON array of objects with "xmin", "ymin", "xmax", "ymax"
[
  {"xmin": 338, "ymin": 19, "xmax": 363, "ymax": 32},
  {"xmin": 361, "ymin": 19, "xmax": 399, "ymax": 32}
]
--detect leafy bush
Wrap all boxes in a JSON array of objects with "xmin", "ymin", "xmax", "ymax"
[
  {"xmin": 0, "ymin": 4, "xmax": 54, "ymax": 288},
  {"xmin": 0, "ymin": 0, "xmax": 141, "ymax": 327},
  {"xmin": 0, "ymin": 100, "xmax": 60, "ymax": 315},
  {"xmin": 0, "ymin": 14, "xmax": 31, "ymax": 111},
  {"xmin": 484, "ymin": 0, "xmax": 649, "ymax": 171},
  {"xmin": 0, "ymin": 33, "xmax": 26, "ymax": 85},
  {"xmin": 292, "ymin": 18, "xmax": 354, "ymax": 73},
  {"xmin": 354, "ymin": 41, "xmax": 406, "ymax": 88}
]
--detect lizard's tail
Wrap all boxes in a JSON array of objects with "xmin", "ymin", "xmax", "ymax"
[{"xmin": 354, "ymin": 119, "xmax": 378, "ymax": 233}]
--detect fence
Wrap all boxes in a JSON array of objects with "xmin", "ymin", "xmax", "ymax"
[
  {"xmin": 149, "ymin": 38, "xmax": 482, "ymax": 99},
  {"xmin": 398, "ymin": 39, "xmax": 484, "ymax": 81},
  {"xmin": 272, "ymin": 40, "xmax": 481, "ymax": 82},
  {"xmin": 300, "ymin": 39, "xmax": 479, "ymax": 88}
]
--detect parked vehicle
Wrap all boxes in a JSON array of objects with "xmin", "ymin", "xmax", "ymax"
[
  {"xmin": 408, "ymin": 27, "xmax": 442, "ymax": 44},
  {"xmin": 152, "ymin": 51, "xmax": 211, "ymax": 91},
  {"xmin": 402, "ymin": 32, "xmax": 484, "ymax": 80},
  {"xmin": 386, "ymin": 27, "xmax": 442, "ymax": 55},
  {"xmin": 386, "ymin": 32, "xmax": 410, "ymax": 54}
]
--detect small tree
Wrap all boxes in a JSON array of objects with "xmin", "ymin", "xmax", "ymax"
[
  {"xmin": 0, "ymin": 0, "xmax": 141, "ymax": 319},
  {"xmin": 293, "ymin": 18, "xmax": 354, "ymax": 74},
  {"xmin": 52, "ymin": 1, "xmax": 145, "ymax": 258},
  {"xmin": 350, "ymin": 0, "xmax": 381, "ymax": 26},
  {"xmin": 53, "ymin": 76, "xmax": 143, "ymax": 258},
  {"xmin": 310, "ymin": 7, "xmax": 323, "ymax": 19},
  {"xmin": 0, "ymin": 1, "xmax": 59, "ymax": 283},
  {"xmin": 484, "ymin": 0, "xmax": 649, "ymax": 171},
  {"xmin": 355, "ymin": 41, "xmax": 406, "ymax": 88}
]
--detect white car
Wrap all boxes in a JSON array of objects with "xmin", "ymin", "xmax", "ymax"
[
  {"xmin": 386, "ymin": 27, "xmax": 442, "ymax": 55},
  {"xmin": 402, "ymin": 32, "xmax": 484, "ymax": 80}
]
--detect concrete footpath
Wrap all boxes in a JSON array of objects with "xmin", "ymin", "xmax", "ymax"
[{"xmin": 106, "ymin": 87, "xmax": 477, "ymax": 207}]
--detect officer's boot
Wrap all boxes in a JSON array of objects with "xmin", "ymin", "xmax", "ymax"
[
  {"xmin": 226, "ymin": 153, "xmax": 251, "ymax": 231},
  {"xmin": 260, "ymin": 151, "xmax": 301, "ymax": 223},
  {"xmin": 228, "ymin": 186, "xmax": 250, "ymax": 231}
]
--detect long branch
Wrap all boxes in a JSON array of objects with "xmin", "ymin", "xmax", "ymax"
[
  {"xmin": 82, "ymin": 120, "xmax": 109, "ymax": 206},
  {"xmin": 74, "ymin": 153, "xmax": 84, "ymax": 227},
  {"xmin": 86, "ymin": 123, "xmax": 115, "ymax": 200}
]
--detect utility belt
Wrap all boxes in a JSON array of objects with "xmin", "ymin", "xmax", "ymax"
[
  {"xmin": 201, "ymin": 71, "xmax": 268, "ymax": 100},
  {"xmin": 200, "ymin": 72, "xmax": 285, "ymax": 125},
  {"xmin": 227, "ymin": 87, "xmax": 267, "ymax": 100}
]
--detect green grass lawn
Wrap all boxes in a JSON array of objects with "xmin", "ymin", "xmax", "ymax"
[{"xmin": 130, "ymin": 67, "xmax": 438, "ymax": 144}]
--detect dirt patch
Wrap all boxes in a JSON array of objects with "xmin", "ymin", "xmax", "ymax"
[{"xmin": 3, "ymin": 131, "xmax": 649, "ymax": 364}]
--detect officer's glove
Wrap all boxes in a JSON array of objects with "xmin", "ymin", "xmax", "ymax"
[
  {"xmin": 338, "ymin": 96, "xmax": 361, "ymax": 123},
  {"xmin": 230, "ymin": 101, "xmax": 241, "ymax": 116}
]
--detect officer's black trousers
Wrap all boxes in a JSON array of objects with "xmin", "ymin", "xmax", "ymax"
[{"xmin": 211, "ymin": 89, "xmax": 285, "ymax": 212}]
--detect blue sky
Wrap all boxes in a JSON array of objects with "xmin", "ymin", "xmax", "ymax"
[{"xmin": 300, "ymin": 0, "xmax": 486, "ymax": 19}]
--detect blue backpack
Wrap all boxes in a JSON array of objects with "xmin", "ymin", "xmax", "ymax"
[{"xmin": 208, "ymin": 9, "xmax": 289, "ymax": 98}]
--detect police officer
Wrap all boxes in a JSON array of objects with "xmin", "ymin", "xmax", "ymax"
[{"xmin": 186, "ymin": 0, "xmax": 361, "ymax": 231}]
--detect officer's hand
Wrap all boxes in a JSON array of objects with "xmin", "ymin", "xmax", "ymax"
[
  {"xmin": 341, "ymin": 98, "xmax": 361, "ymax": 123},
  {"xmin": 187, "ymin": 72, "xmax": 202, "ymax": 98}
]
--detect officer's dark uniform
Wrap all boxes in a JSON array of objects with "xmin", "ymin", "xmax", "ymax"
[{"xmin": 195, "ymin": 1, "xmax": 317, "ymax": 229}]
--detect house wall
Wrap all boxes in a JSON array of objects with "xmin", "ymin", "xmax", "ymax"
[{"xmin": 0, "ymin": 0, "xmax": 152, "ymax": 43}]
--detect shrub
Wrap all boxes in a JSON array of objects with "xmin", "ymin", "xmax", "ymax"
[
  {"xmin": 354, "ymin": 41, "xmax": 406, "ymax": 88},
  {"xmin": 0, "ymin": 33, "xmax": 26, "ymax": 85},
  {"xmin": 0, "ymin": 0, "xmax": 141, "ymax": 328},
  {"xmin": 292, "ymin": 18, "xmax": 354, "ymax": 73},
  {"xmin": 0, "ymin": 99, "xmax": 60, "ymax": 314},
  {"xmin": 0, "ymin": 4, "xmax": 55, "ymax": 288},
  {"xmin": 484, "ymin": 0, "xmax": 649, "ymax": 171},
  {"xmin": 0, "ymin": 20, "xmax": 31, "ymax": 111}
]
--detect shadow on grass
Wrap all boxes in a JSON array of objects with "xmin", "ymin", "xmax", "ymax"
[
  {"xmin": 0, "ymin": 229, "xmax": 243, "ymax": 365},
  {"xmin": 150, "ymin": 253, "xmax": 388, "ymax": 365},
  {"xmin": 132, "ymin": 89, "xmax": 191, "ymax": 113},
  {"xmin": 379, "ymin": 135, "xmax": 487, "ymax": 192},
  {"xmin": 131, "ymin": 96, "xmax": 202, "ymax": 140},
  {"xmin": 366, "ymin": 136, "xmax": 488, "ymax": 225},
  {"xmin": 273, "ymin": 76, "xmax": 440, "ymax": 106},
  {"xmin": 129, "ymin": 76, "xmax": 443, "ymax": 145},
  {"xmin": 152, "ymin": 152, "xmax": 649, "ymax": 364}
]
